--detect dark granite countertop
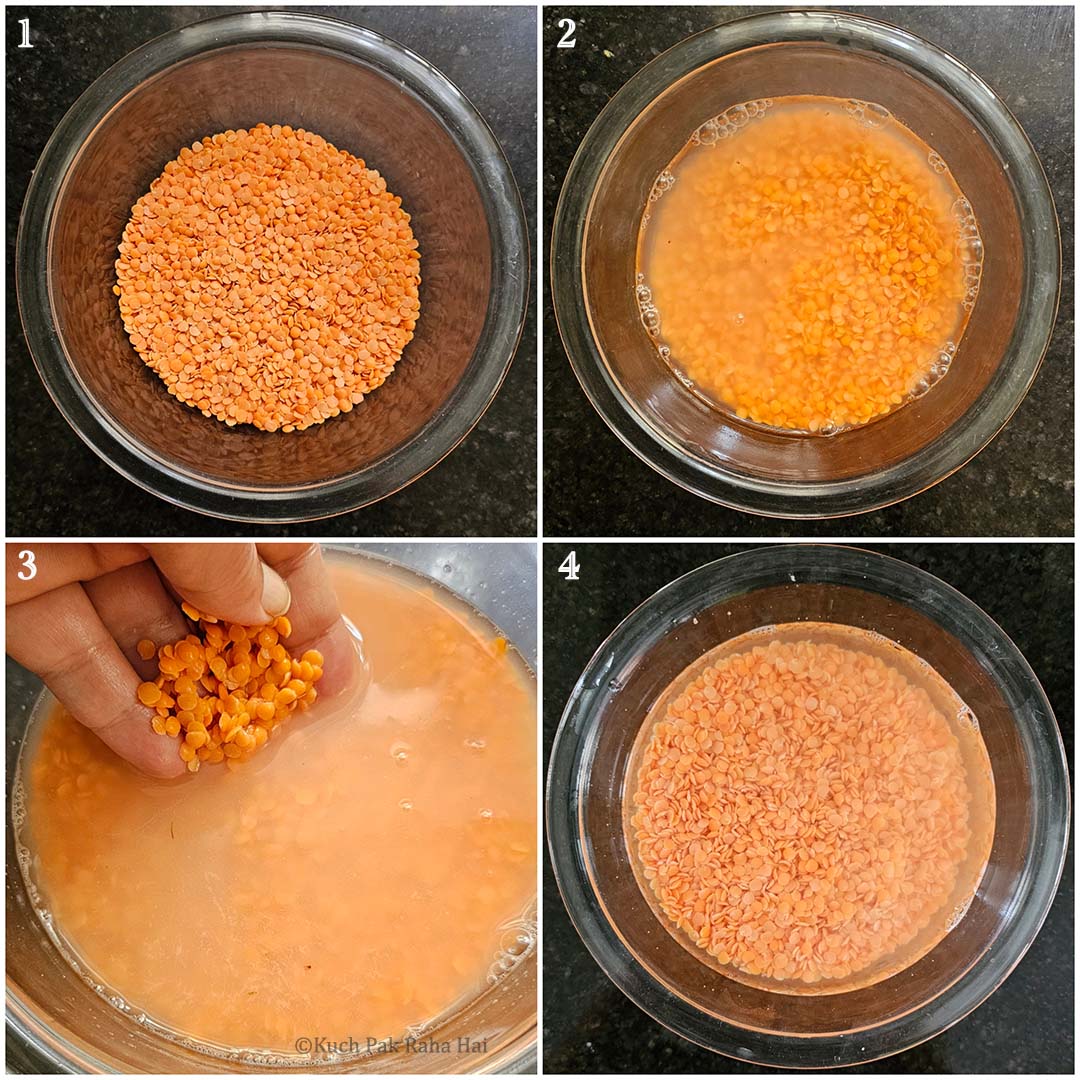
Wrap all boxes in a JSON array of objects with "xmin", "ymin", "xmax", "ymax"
[
  {"xmin": 542, "ymin": 543, "xmax": 1074, "ymax": 1073},
  {"xmin": 6, "ymin": 5, "xmax": 536, "ymax": 537},
  {"xmin": 543, "ymin": 6, "xmax": 1074, "ymax": 537}
]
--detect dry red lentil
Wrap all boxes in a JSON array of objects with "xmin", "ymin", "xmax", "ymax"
[
  {"xmin": 115, "ymin": 123, "xmax": 421, "ymax": 432},
  {"xmin": 137, "ymin": 601, "xmax": 323, "ymax": 772},
  {"xmin": 630, "ymin": 625, "xmax": 993, "ymax": 989}
]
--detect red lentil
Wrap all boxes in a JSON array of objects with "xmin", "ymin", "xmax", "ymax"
[
  {"xmin": 630, "ymin": 624, "xmax": 994, "ymax": 990},
  {"xmin": 115, "ymin": 123, "xmax": 421, "ymax": 433},
  {"xmin": 137, "ymin": 605, "xmax": 323, "ymax": 773},
  {"xmin": 638, "ymin": 98, "xmax": 979, "ymax": 433}
]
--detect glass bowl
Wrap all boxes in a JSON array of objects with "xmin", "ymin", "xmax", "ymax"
[
  {"xmin": 546, "ymin": 545, "xmax": 1068, "ymax": 1067},
  {"xmin": 550, "ymin": 11, "xmax": 1060, "ymax": 518},
  {"xmin": 6, "ymin": 543, "xmax": 537, "ymax": 1073},
  {"xmin": 17, "ymin": 12, "xmax": 528, "ymax": 522}
]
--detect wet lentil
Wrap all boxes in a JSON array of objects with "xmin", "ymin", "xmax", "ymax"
[
  {"xmin": 639, "ymin": 97, "xmax": 979, "ymax": 433},
  {"xmin": 138, "ymin": 604, "xmax": 323, "ymax": 772},
  {"xmin": 631, "ymin": 625, "xmax": 993, "ymax": 989}
]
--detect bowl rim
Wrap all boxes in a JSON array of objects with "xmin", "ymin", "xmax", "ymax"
[
  {"xmin": 16, "ymin": 9, "xmax": 530, "ymax": 523},
  {"xmin": 550, "ymin": 9, "xmax": 1061, "ymax": 519},
  {"xmin": 545, "ymin": 544, "xmax": 1070, "ymax": 1067}
]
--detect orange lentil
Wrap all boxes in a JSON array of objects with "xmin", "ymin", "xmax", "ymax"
[
  {"xmin": 136, "ymin": 681, "xmax": 161, "ymax": 707},
  {"xmin": 140, "ymin": 600, "xmax": 323, "ymax": 771},
  {"xmin": 114, "ymin": 123, "xmax": 421, "ymax": 434},
  {"xmin": 638, "ymin": 97, "xmax": 979, "ymax": 433},
  {"xmin": 630, "ymin": 624, "xmax": 994, "ymax": 990},
  {"xmin": 136, "ymin": 639, "xmax": 156, "ymax": 661}
]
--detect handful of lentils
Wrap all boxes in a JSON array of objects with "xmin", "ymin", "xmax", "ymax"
[
  {"xmin": 136, "ymin": 602, "xmax": 324, "ymax": 773},
  {"xmin": 114, "ymin": 123, "xmax": 421, "ymax": 433}
]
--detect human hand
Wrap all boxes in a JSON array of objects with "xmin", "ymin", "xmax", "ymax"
[{"xmin": 7, "ymin": 542, "xmax": 361, "ymax": 778}]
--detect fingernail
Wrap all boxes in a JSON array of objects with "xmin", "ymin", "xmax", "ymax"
[{"xmin": 260, "ymin": 564, "xmax": 292, "ymax": 618}]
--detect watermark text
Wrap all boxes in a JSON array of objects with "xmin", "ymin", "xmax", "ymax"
[{"xmin": 293, "ymin": 1035, "xmax": 488, "ymax": 1056}]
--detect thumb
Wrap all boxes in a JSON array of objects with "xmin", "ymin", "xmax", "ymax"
[{"xmin": 145, "ymin": 543, "xmax": 291, "ymax": 626}]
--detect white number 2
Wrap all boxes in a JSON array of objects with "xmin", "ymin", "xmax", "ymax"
[
  {"xmin": 557, "ymin": 18, "xmax": 576, "ymax": 49},
  {"xmin": 558, "ymin": 550, "xmax": 580, "ymax": 582},
  {"xmin": 17, "ymin": 549, "xmax": 37, "ymax": 581}
]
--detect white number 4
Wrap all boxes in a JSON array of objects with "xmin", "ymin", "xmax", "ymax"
[{"xmin": 558, "ymin": 550, "xmax": 580, "ymax": 581}]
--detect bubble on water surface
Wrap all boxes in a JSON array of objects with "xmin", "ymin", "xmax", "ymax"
[
  {"xmin": 390, "ymin": 739, "xmax": 412, "ymax": 764},
  {"xmin": 464, "ymin": 736, "xmax": 487, "ymax": 751},
  {"xmin": 479, "ymin": 807, "xmax": 493, "ymax": 821},
  {"xmin": 640, "ymin": 168, "xmax": 677, "ymax": 227},
  {"xmin": 11, "ymin": 778, "xmax": 26, "ymax": 831},
  {"xmin": 487, "ymin": 913, "xmax": 537, "ymax": 983},
  {"xmin": 501, "ymin": 931, "xmax": 533, "ymax": 958},
  {"xmin": 692, "ymin": 99, "xmax": 772, "ymax": 147},
  {"xmin": 958, "ymin": 235, "xmax": 984, "ymax": 265},
  {"xmin": 399, "ymin": 798, "xmax": 414, "ymax": 811},
  {"xmin": 844, "ymin": 99, "xmax": 891, "ymax": 128},
  {"xmin": 650, "ymin": 169, "xmax": 676, "ymax": 197},
  {"xmin": 929, "ymin": 349, "xmax": 954, "ymax": 380},
  {"xmin": 953, "ymin": 197, "xmax": 979, "ymax": 232},
  {"xmin": 635, "ymin": 275, "xmax": 662, "ymax": 337}
]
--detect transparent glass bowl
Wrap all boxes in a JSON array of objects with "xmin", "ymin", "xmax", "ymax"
[
  {"xmin": 546, "ymin": 546, "xmax": 1069, "ymax": 1067},
  {"xmin": 17, "ymin": 12, "xmax": 528, "ymax": 522},
  {"xmin": 7, "ymin": 543, "xmax": 537, "ymax": 1073},
  {"xmin": 551, "ymin": 11, "xmax": 1060, "ymax": 518}
]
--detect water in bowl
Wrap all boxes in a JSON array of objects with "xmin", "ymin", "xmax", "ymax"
[
  {"xmin": 626, "ymin": 621, "xmax": 995, "ymax": 995},
  {"xmin": 13, "ymin": 554, "xmax": 536, "ymax": 1062},
  {"xmin": 637, "ymin": 96, "xmax": 984, "ymax": 435}
]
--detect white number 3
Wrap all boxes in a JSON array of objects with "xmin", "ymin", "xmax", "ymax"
[{"xmin": 17, "ymin": 549, "xmax": 37, "ymax": 581}]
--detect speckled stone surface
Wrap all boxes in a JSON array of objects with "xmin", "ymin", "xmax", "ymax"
[
  {"xmin": 543, "ymin": 6, "xmax": 1074, "ymax": 537},
  {"xmin": 7, "ymin": 5, "xmax": 536, "ymax": 537},
  {"xmin": 543, "ymin": 542, "xmax": 1074, "ymax": 1073}
]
